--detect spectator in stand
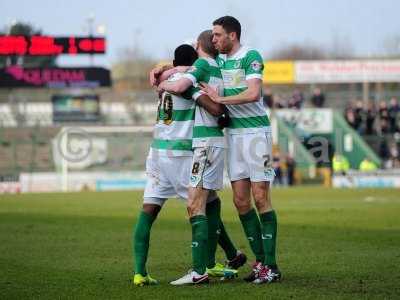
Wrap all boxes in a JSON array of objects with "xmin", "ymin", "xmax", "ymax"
[
  {"xmin": 272, "ymin": 153, "xmax": 283, "ymax": 186},
  {"xmin": 387, "ymin": 141, "xmax": 400, "ymax": 168},
  {"xmin": 359, "ymin": 157, "xmax": 378, "ymax": 172},
  {"xmin": 365, "ymin": 102, "xmax": 377, "ymax": 135},
  {"xmin": 263, "ymin": 88, "xmax": 273, "ymax": 109},
  {"xmin": 332, "ymin": 154, "xmax": 350, "ymax": 175},
  {"xmin": 274, "ymin": 94, "xmax": 286, "ymax": 109},
  {"xmin": 286, "ymin": 156, "xmax": 296, "ymax": 186},
  {"xmin": 388, "ymin": 97, "xmax": 399, "ymax": 133},
  {"xmin": 378, "ymin": 100, "xmax": 390, "ymax": 134},
  {"xmin": 290, "ymin": 89, "xmax": 304, "ymax": 109},
  {"xmin": 380, "ymin": 119, "xmax": 390, "ymax": 134},
  {"xmin": 310, "ymin": 88, "xmax": 325, "ymax": 108},
  {"xmin": 344, "ymin": 105, "xmax": 357, "ymax": 130},
  {"xmin": 379, "ymin": 139, "xmax": 390, "ymax": 165},
  {"xmin": 354, "ymin": 100, "xmax": 364, "ymax": 133}
]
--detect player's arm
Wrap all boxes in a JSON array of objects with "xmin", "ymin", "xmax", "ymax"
[
  {"xmin": 149, "ymin": 64, "xmax": 173, "ymax": 86},
  {"xmin": 196, "ymin": 94, "xmax": 224, "ymax": 117},
  {"xmin": 200, "ymin": 79, "xmax": 262, "ymax": 104},
  {"xmin": 157, "ymin": 66, "xmax": 191, "ymax": 86},
  {"xmin": 182, "ymin": 87, "xmax": 224, "ymax": 117},
  {"xmin": 158, "ymin": 58, "xmax": 208, "ymax": 94},
  {"xmin": 201, "ymin": 50, "xmax": 264, "ymax": 105},
  {"xmin": 157, "ymin": 77, "xmax": 193, "ymax": 94}
]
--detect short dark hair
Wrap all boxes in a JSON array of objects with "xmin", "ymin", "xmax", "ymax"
[
  {"xmin": 213, "ymin": 16, "xmax": 241, "ymax": 41},
  {"xmin": 173, "ymin": 44, "xmax": 198, "ymax": 67},
  {"xmin": 197, "ymin": 30, "xmax": 218, "ymax": 58}
]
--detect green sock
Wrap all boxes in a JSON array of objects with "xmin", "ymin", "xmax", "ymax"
[
  {"xmin": 260, "ymin": 210, "xmax": 278, "ymax": 267},
  {"xmin": 205, "ymin": 199, "xmax": 220, "ymax": 268},
  {"xmin": 133, "ymin": 211, "xmax": 156, "ymax": 276},
  {"xmin": 239, "ymin": 208, "xmax": 265, "ymax": 262},
  {"xmin": 218, "ymin": 220, "xmax": 238, "ymax": 261},
  {"xmin": 190, "ymin": 215, "xmax": 208, "ymax": 275}
]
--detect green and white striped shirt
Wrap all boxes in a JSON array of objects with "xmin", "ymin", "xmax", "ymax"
[
  {"xmin": 183, "ymin": 57, "xmax": 225, "ymax": 148},
  {"xmin": 217, "ymin": 46, "xmax": 270, "ymax": 134},
  {"xmin": 150, "ymin": 72, "xmax": 195, "ymax": 156}
]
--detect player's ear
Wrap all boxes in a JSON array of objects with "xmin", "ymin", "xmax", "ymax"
[{"xmin": 228, "ymin": 31, "xmax": 236, "ymax": 41}]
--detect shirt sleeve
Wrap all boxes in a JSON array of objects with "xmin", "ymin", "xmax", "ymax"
[
  {"xmin": 244, "ymin": 50, "xmax": 264, "ymax": 81},
  {"xmin": 182, "ymin": 58, "xmax": 208, "ymax": 85},
  {"xmin": 181, "ymin": 86, "xmax": 202, "ymax": 101}
]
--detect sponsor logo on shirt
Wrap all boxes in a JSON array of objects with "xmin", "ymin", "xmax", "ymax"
[
  {"xmin": 250, "ymin": 60, "xmax": 262, "ymax": 71},
  {"xmin": 221, "ymin": 69, "xmax": 246, "ymax": 89}
]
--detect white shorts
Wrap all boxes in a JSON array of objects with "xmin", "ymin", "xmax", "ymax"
[
  {"xmin": 227, "ymin": 129, "xmax": 275, "ymax": 182},
  {"xmin": 143, "ymin": 152, "xmax": 218, "ymax": 206},
  {"xmin": 189, "ymin": 147, "xmax": 224, "ymax": 191}
]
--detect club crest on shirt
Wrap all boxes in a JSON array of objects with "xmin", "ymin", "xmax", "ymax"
[
  {"xmin": 234, "ymin": 60, "xmax": 241, "ymax": 68},
  {"xmin": 250, "ymin": 60, "xmax": 262, "ymax": 71}
]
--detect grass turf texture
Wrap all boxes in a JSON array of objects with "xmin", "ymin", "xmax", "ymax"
[{"xmin": 0, "ymin": 187, "xmax": 399, "ymax": 299}]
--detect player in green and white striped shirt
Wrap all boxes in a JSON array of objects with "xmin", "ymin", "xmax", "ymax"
[
  {"xmin": 201, "ymin": 16, "xmax": 281, "ymax": 284},
  {"xmin": 132, "ymin": 45, "xmax": 206, "ymax": 286},
  {"xmin": 158, "ymin": 30, "xmax": 246, "ymax": 285}
]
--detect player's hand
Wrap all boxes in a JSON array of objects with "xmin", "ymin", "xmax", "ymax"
[
  {"xmin": 200, "ymin": 82, "xmax": 220, "ymax": 102},
  {"xmin": 149, "ymin": 66, "xmax": 164, "ymax": 87},
  {"xmin": 217, "ymin": 113, "xmax": 231, "ymax": 129},
  {"xmin": 156, "ymin": 81, "xmax": 166, "ymax": 93}
]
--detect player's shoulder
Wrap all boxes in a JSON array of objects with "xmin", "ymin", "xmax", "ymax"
[
  {"xmin": 193, "ymin": 57, "xmax": 210, "ymax": 69},
  {"xmin": 242, "ymin": 46, "xmax": 263, "ymax": 60}
]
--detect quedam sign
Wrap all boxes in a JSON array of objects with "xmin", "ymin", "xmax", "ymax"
[{"xmin": 0, "ymin": 66, "xmax": 111, "ymax": 88}]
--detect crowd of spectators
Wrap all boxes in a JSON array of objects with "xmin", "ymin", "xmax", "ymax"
[
  {"xmin": 272, "ymin": 152, "xmax": 296, "ymax": 186},
  {"xmin": 378, "ymin": 137, "xmax": 400, "ymax": 169},
  {"xmin": 263, "ymin": 88, "xmax": 325, "ymax": 109},
  {"xmin": 344, "ymin": 98, "xmax": 400, "ymax": 135},
  {"xmin": 262, "ymin": 88, "xmax": 400, "ymax": 169},
  {"xmin": 344, "ymin": 97, "xmax": 400, "ymax": 169}
]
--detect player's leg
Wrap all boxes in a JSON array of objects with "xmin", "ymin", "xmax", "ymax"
[
  {"xmin": 195, "ymin": 147, "xmax": 224, "ymax": 270},
  {"xmin": 231, "ymin": 179, "xmax": 265, "ymax": 263},
  {"xmin": 205, "ymin": 195, "xmax": 242, "ymax": 278},
  {"xmin": 198, "ymin": 147, "xmax": 240, "ymax": 277},
  {"xmin": 169, "ymin": 155, "xmax": 209, "ymax": 285},
  {"xmin": 251, "ymin": 181, "xmax": 280, "ymax": 284},
  {"xmin": 218, "ymin": 219, "xmax": 248, "ymax": 269},
  {"xmin": 217, "ymin": 215, "xmax": 237, "ymax": 260},
  {"xmin": 188, "ymin": 186, "xmax": 209, "ymax": 275},
  {"xmin": 133, "ymin": 201, "xmax": 164, "ymax": 286},
  {"xmin": 227, "ymin": 133, "xmax": 265, "ymax": 281},
  {"xmin": 132, "ymin": 154, "xmax": 174, "ymax": 286},
  {"xmin": 247, "ymin": 130, "xmax": 281, "ymax": 284},
  {"xmin": 206, "ymin": 146, "xmax": 245, "ymax": 267}
]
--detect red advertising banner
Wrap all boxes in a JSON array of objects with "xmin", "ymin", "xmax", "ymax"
[{"xmin": 0, "ymin": 36, "xmax": 106, "ymax": 56}]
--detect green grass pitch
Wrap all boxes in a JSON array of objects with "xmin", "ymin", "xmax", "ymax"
[{"xmin": 0, "ymin": 187, "xmax": 399, "ymax": 299}]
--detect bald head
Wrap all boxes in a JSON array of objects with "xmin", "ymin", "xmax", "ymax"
[{"xmin": 197, "ymin": 30, "xmax": 218, "ymax": 58}]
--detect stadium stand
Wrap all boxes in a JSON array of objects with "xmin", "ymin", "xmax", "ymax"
[
  {"xmin": 0, "ymin": 104, "xmax": 17, "ymax": 127},
  {"xmin": 19, "ymin": 102, "xmax": 53, "ymax": 127},
  {"xmin": 0, "ymin": 127, "xmax": 57, "ymax": 175},
  {"xmin": 100, "ymin": 102, "xmax": 134, "ymax": 125}
]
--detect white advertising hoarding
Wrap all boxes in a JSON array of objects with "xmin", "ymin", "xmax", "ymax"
[
  {"xmin": 275, "ymin": 109, "xmax": 333, "ymax": 134},
  {"xmin": 295, "ymin": 60, "xmax": 400, "ymax": 83}
]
